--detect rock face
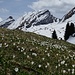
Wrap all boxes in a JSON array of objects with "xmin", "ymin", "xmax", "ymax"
[
  {"xmin": 64, "ymin": 22, "xmax": 75, "ymax": 40},
  {"xmin": 25, "ymin": 10, "xmax": 59, "ymax": 28},
  {"xmin": 61, "ymin": 7, "xmax": 75, "ymax": 22},
  {"xmin": 8, "ymin": 10, "xmax": 60, "ymax": 29},
  {"xmin": 0, "ymin": 16, "xmax": 15, "ymax": 28}
]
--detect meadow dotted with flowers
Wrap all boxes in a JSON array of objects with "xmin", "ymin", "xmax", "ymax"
[{"xmin": 0, "ymin": 28, "xmax": 75, "ymax": 75}]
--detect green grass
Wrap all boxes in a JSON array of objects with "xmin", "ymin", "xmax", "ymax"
[{"xmin": 0, "ymin": 28, "xmax": 75, "ymax": 75}]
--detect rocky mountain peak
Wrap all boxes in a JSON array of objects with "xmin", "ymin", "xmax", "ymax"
[
  {"xmin": 8, "ymin": 9, "xmax": 59, "ymax": 29},
  {"xmin": 61, "ymin": 7, "xmax": 75, "ymax": 22},
  {"xmin": 0, "ymin": 16, "xmax": 15, "ymax": 28},
  {"xmin": 8, "ymin": 16, "xmax": 13, "ymax": 19}
]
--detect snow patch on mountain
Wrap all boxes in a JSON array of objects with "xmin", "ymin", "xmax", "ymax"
[
  {"xmin": 67, "ymin": 36, "xmax": 75, "ymax": 44},
  {"xmin": 61, "ymin": 7, "xmax": 75, "ymax": 22},
  {"xmin": 22, "ymin": 22, "xmax": 67, "ymax": 41},
  {"xmin": 65, "ymin": 13, "xmax": 75, "ymax": 23},
  {"xmin": 8, "ymin": 13, "xmax": 28, "ymax": 29},
  {"xmin": 23, "ymin": 22, "xmax": 75, "ymax": 44}
]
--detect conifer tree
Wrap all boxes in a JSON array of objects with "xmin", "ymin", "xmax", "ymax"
[
  {"xmin": 64, "ymin": 22, "xmax": 69, "ymax": 40},
  {"xmin": 64, "ymin": 22, "xmax": 75, "ymax": 40},
  {"xmin": 69, "ymin": 23, "xmax": 75, "ymax": 35},
  {"xmin": 52, "ymin": 30, "xmax": 57, "ymax": 39}
]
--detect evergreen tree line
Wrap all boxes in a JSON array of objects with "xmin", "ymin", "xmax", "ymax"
[
  {"xmin": 52, "ymin": 22, "xmax": 75, "ymax": 40},
  {"xmin": 64, "ymin": 22, "xmax": 75, "ymax": 40}
]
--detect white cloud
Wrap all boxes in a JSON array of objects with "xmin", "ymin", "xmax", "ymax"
[
  {"xmin": 29, "ymin": 0, "xmax": 75, "ymax": 17},
  {"xmin": 29, "ymin": 0, "xmax": 62, "ymax": 10},
  {"xmin": 29, "ymin": 0, "xmax": 75, "ymax": 10},
  {"xmin": 62, "ymin": 0, "xmax": 75, "ymax": 5},
  {"xmin": 0, "ymin": 17, "xmax": 2, "ymax": 22},
  {"xmin": 0, "ymin": 8, "xmax": 9, "ymax": 13}
]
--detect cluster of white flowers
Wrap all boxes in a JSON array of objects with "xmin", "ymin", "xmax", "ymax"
[
  {"xmin": 68, "ymin": 69, "xmax": 70, "ymax": 72},
  {"xmin": 72, "ymin": 69, "xmax": 74, "ymax": 74},
  {"xmin": 38, "ymin": 64, "xmax": 41, "ymax": 68},
  {"xmin": 2, "ymin": 42, "xmax": 9, "ymax": 48},
  {"xmin": 13, "ymin": 43, "xmax": 16, "ymax": 46},
  {"xmin": 58, "ymin": 64, "xmax": 60, "ymax": 67},
  {"xmin": 63, "ymin": 70, "xmax": 66, "ymax": 73},
  {"xmin": 42, "ymin": 58, "xmax": 45, "ymax": 60},
  {"xmin": 32, "ymin": 53, "xmax": 37, "ymax": 56},
  {"xmin": 61, "ymin": 60, "xmax": 65, "ymax": 65},
  {"xmin": 14, "ymin": 67, "xmax": 19, "ymax": 72},
  {"xmin": 13, "ymin": 54, "xmax": 15, "ymax": 58},
  {"xmin": 52, "ymin": 44, "xmax": 67, "ymax": 50},
  {"xmin": 0, "ymin": 43, "xmax": 2, "ymax": 47},
  {"xmin": 72, "ymin": 65, "xmax": 75, "ymax": 68},
  {"xmin": 56, "ymin": 66, "xmax": 58, "ymax": 69},
  {"xmin": 27, "ymin": 55, "xmax": 29, "ymax": 58},
  {"xmin": 24, "ymin": 52, "xmax": 26, "ymax": 55},
  {"xmin": 47, "ymin": 53, "xmax": 50, "ymax": 57},
  {"xmin": 45, "ymin": 50, "xmax": 47, "ymax": 53},
  {"xmin": 31, "ymin": 61, "xmax": 34, "ymax": 65},
  {"xmin": 0, "ymin": 31, "xmax": 75, "ymax": 75},
  {"xmin": 21, "ymin": 47, "xmax": 25, "ymax": 52},
  {"xmin": 40, "ymin": 41, "xmax": 48, "ymax": 46},
  {"xmin": 45, "ymin": 65, "xmax": 48, "ymax": 68}
]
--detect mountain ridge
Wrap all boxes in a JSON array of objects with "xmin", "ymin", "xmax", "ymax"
[
  {"xmin": 0, "ymin": 16, "xmax": 15, "ymax": 28},
  {"xmin": 8, "ymin": 9, "xmax": 60, "ymax": 29},
  {"xmin": 0, "ymin": 7, "xmax": 75, "ymax": 44},
  {"xmin": 61, "ymin": 7, "xmax": 75, "ymax": 22}
]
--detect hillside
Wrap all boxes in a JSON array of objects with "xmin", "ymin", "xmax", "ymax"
[{"xmin": 0, "ymin": 28, "xmax": 75, "ymax": 75}]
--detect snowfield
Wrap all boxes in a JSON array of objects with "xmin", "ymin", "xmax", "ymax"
[
  {"xmin": 67, "ymin": 37, "xmax": 75, "ymax": 44},
  {"xmin": 8, "ymin": 9, "xmax": 75, "ymax": 44},
  {"xmin": 22, "ymin": 22, "xmax": 66, "ymax": 40}
]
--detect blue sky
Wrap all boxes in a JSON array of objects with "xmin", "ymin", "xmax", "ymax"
[
  {"xmin": 0, "ymin": 0, "xmax": 75, "ymax": 19},
  {"xmin": 0, "ymin": 0, "xmax": 36, "ymax": 19}
]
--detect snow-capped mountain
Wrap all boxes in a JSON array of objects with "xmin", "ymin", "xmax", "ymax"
[
  {"xmin": 61, "ymin": 7, "xmax": 75, "ymax": 22},
  {"xmin": 0, "ymin": 16, "xmax": 15, "ymax": 28},
  {"xmin": 8, "ymin": 10, "xmax": 60, "ymax": 29},
  {"xmin": 1, "ymin": 7, "xmax": 75, "ymax": 44}
]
